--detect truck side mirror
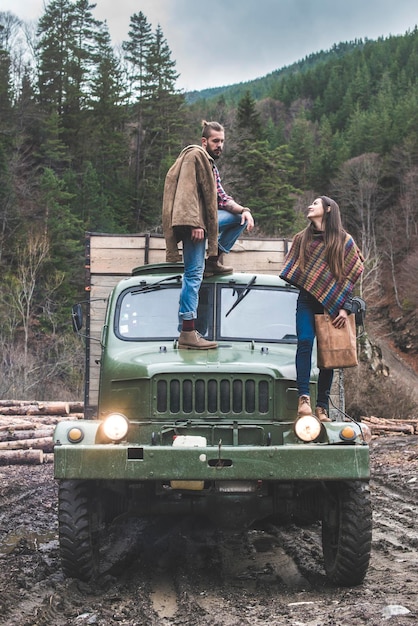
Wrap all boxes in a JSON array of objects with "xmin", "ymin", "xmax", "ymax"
[{"xmin": 71, "ymin": 303, "xmax": 83, "ymax": 332}]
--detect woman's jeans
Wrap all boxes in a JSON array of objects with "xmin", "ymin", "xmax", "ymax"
[
  {"xmin": 179, "ymin": 211, "xmax": 248, "ymax": 321},
  {"xmin": 296, "ymin": 290, "xmax": 333, "ymax": 409}
]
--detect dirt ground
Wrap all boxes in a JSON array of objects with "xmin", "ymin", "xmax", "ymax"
[{"xmin": 0, "ymin": 435, "xmax": 417, "ymax": 626}]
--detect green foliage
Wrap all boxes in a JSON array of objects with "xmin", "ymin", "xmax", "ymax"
[
  {"xmin": 39, "ymin": 168, "xmax": 84, "ymax": 301},
  {"xmin": 230, "ymin": 138, "xmax": 298, "ymax": 235},
  {"xmin": 122, "ymin": 11, "xmax": 153, "ymax": 101},
  {"xmin": 236, "ymin": 91, "xmax": 263, "ymax": 140}
]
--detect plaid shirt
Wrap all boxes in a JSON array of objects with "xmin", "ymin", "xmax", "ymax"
[{"xmin": 213, "ymin": 163, "xmax": 232, "ymax": 209}]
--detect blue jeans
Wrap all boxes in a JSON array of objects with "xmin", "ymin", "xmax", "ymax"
[
  {"xmin": 296, "ymin": 289, "xmax": 333, "ymax": 409},
  {"xmin": 217, "ymin": 210, "xmax": 248, "ymax": 253},
  {"xmin": 179, "ymin": 235, "xmax": 206, "ymax": 321},
  {"xmin": 179, "ymin": 211, "xmax": 248, "ymax": 321}
]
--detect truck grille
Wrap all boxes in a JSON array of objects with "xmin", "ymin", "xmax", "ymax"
[{"xmin": 154, "ymin": 377, "xmax": 271, "ymax": 416}]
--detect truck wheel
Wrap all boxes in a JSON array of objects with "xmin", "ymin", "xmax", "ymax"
[
  {"xmin": 58, "ymin": 480, "xmax": 100, "ymax": 581},
  {"xmin": 322, "ymin": 481, "xmax": 372, "ymax": 586}
]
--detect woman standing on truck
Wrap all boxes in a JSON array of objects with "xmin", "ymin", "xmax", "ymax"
[{"xmin": 280, "ymin": 196, "xmax": 364, "ymax": 422}]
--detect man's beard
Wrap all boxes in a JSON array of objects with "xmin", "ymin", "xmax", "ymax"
[{"xmin": 207, "ymin": 148, "xmax": 222, "ymax": 160}]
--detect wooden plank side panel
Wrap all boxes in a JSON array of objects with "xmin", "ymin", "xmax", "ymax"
[
  {"xmin": 89, "ymin": 234, "xmax": 288, "ymax": 276},
  {"xmin": 87, "ymin": 273, "xmax": 124, "ymax": 410},
  {"xmin": 90, "ymin": 235, "xmax": 167, "ymax": 274},
  {"xmin": 229, "ymin": 238, "xmax": 287, "ymax": 274}
]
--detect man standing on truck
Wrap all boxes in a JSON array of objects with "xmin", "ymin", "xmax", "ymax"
[{"xmin": 162, "ymin": 120, "xmax": 254, "ymax": 349}]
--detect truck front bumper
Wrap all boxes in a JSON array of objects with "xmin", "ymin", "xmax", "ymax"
[{"xmin": 54, "ymin": 443, "xmax": 370, "ymax": 481}]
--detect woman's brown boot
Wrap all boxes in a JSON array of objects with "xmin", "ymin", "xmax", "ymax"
[
  {"xmin": 297, "ymin": 395, "xmax": 313, "ymax": 417},
  {"xmin": 315, "ymin": 406, "xmax": 331, "ymax": 422}
]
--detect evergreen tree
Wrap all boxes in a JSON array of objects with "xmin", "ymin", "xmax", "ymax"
[
  {"xmin": 122, "ymin": 12, "xmax": 153, "ymax": 223},
  {"xmin": 72, "ymin": 160, "xmax": 120, "ymax": 232},
  {"xmin": 144, "ymin": 25, "xmax": 178, "ymax": 96},
  {"xmin": 287, "ymin": 112, "xmax": 316, "ymax": 188},
  {"xmin": 122, "ymin": 11, "xmax": 153, "ymax": 101},
  {"xmin": 87, "ymin": 22, "xmax": 130, "ymax": 227},
  {"xmin": 36, "ymin": 111, "xmax": 71, "ymax": 170},
  {"xmin": 36, "ymin": 0, "xmax": 102, "ymax": 155},
  {"xmin": 36, "ymin": 0, "xmax": 75, "ymax": 115},
  {"xmin": 123, "ymin": 19, "xmax": 184, "ymax": 228},
  {"xmin": 39, "ymin": 167, "xmax": 83, "ymax": 302},
  {"xmin": 230, "ymin": 139, "xmax": 298, "ymax": 235},
  {"xmin": 236, "ymin": 91, "xmax": 263, "ymax": 140},
  {"xmin": 308, "ymin": 117, "xmax": 348, "ymax": 191}
]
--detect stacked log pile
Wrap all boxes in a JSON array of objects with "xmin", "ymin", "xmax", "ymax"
[
  {"xmin": 361, "ymin": 416, "xmax": 418, "ymax": 437},
  {"xmin": 0, "ymin": 401, "xmax": 83, "ymax": 466}
]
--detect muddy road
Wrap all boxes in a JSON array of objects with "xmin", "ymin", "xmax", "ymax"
[{"xmin": 0, "ymin": 435, "xmax": 417, "ymax": 626}]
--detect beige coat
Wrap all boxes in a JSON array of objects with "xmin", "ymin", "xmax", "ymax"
[{"xmin": 162, "ymin": 145, "xmax": 218, "ymax": 262}]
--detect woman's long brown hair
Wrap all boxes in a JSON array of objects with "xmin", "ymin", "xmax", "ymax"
[{"xmin": 296, "ymin": 196, "xmax": 347, "ymax": 281}]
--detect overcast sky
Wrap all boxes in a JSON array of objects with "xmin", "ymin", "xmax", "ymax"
[{"xmin": 3, "ymin": 0, "xmax": 418, "ymax": 91}]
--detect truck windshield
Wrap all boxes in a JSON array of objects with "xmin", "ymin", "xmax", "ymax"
[
  {"xmin": 218, "ymin": 284, "xmax": 298, "ymax": 342},
  {"xmin": 115, "ymin": 282, "xmax": 298, "ymax": 343}
]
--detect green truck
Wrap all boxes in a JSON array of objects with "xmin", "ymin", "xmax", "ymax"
[{"xmin": 54, "ymin": 252, "xmax": 372, "ymax": 586}]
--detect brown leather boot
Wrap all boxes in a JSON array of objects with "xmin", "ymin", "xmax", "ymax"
[
  {"xmin": 315, "ymin": 406, "xmax": 332, "ymax": 422},
  {"xmin": 218, "ymin": 253, "xmax": 233, "ymax": 271},
  {"xmin": 297, "ymin": 395, "xmax": 313, "ymax": 417},
  {"xmin": 204, "ymin": 254, "xmax": 233, "ymax": 276},
  {"xmin": 178, "ymin": 330, "xmax": 217, "ymax": 350}
]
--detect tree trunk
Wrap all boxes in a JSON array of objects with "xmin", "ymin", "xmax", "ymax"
[
  {"xmin": 0, "ymin": 428, "xmax": 54, "ymax": 442},
  {"xmin": 0, "ymin": 449, "xmax": 44, "ymax": 465},
  {"xmin": 0, "ymin": 401, "xmax": 70, "ymax": 415},
  {"xmin": 0, "ymin": 437, "xmax": 54, "ymax": 453}
]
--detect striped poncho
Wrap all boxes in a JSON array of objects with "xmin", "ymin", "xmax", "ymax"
[{"xmin": 280, "ymin": 231, "xmax": 364, "ymax": 317}]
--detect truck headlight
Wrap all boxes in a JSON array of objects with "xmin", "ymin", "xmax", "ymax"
[
  {"xmin": 102, "ymin": 413, "xmax": 129, "ymax": 441},
  {"xmin": 294, "ymin": 415, "xmax": 322, "ymax": 442}
]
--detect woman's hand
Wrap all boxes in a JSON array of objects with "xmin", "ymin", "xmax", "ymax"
[{"xmin": 332, "ymin": 309, "xmax": 349, "ymax": 329}]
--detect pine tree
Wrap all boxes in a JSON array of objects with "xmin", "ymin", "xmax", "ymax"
[
  {"xmin": 122, "ymin": 11, "xmax": 153, "ymax": 102},
  {"xmin": 36, "ymin": 0, "xmax": 102, "ymax": 154},
  {"xmin": 122, "ymin": 12, "xmax": 153, "ymax": 223},
  {"xmin": 123, "ymin": 18, "xmax": 184, "ymax": 228},
  {"xmin": 39, "ymin": 167, "xmax": 83, "ymax": 301},
  {"xmin": 87, "ymin": 22, "xmax": 130, "ymax": 227},
  {"xmin": 36, "ymin": 0, "xmax": 75, "ymax": 115},
  {"xmin": 144, "ymin": 25, "xmax": 179, "ymax": 97},
  {"xmin": 236, "ymin": 91, "xmax": 263, "ymax": 140},
  {"xmin": 287, "ymin": 112, "xmax": 316, "ymax": 188},
  {"xmin": 230, "ymin": 138, "xmax": 298, "ymax": 235}
]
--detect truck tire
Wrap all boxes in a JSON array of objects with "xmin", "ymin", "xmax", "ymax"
[
  {"xmin": 58, "ymin": 480, "xmax": 100, "ymax": 581},
  {"xmin": 322, "ymin": 481, "xmax": 372, "ymax": 586}
]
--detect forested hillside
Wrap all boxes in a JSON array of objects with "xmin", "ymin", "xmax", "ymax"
[{"xmin": 0, "ymin": 2, "xmax": 417, "ymax": 407}]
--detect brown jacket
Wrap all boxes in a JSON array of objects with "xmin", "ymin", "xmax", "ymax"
[{"xmin": 162, "ymin": 145, "xmax": 218, "ymax": 262}]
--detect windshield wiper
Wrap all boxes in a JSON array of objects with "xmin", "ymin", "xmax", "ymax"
[
  {"xmin": 131, "ymin": 274, "xmax": 182, "ymax": 295},
  {"xmin": 225, "ymin": 276, "xmax": 257, "ymax": 317}
]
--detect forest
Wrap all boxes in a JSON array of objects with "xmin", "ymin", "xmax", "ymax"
[{"xmin": 0, "ymin": 1, "xmax": 417, "ymax": 407}]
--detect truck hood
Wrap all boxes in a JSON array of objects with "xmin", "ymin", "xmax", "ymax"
[{"xmin": 102, "ymin": 341, "xmax": 298, "ymax": 381}]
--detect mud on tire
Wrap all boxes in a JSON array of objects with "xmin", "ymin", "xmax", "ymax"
[
  {"xmin": 58, "ymin": 480, "xmax": 100, "ymax": 581},
  {"xmin": 322, "ymin": 481, "xmax": 372, "ymax": 586}
]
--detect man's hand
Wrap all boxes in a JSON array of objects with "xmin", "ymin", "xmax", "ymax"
[
  {"xmin": 241, "ymin": 209, "xmax": 254, "ymax": 232},
  {"xmin": 190, "ymin": 227, "xmax": 205, "ymax": 241}
]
